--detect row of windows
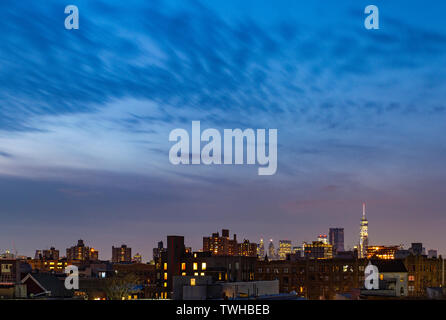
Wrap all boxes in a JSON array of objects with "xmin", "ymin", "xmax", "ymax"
[
  {"xmin": 408, "ymin": 265, "xmax": 437, "ymax": 272},
  {"xmin": 257, "ymin": 265, "xmax": 357, "ymax": 274},
  {"xmin": 163, "ymin": 262, "xmax": 208, "ymax": 271}
]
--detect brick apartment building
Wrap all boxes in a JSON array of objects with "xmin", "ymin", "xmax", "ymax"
[
  {"xmin": 155, "ymin": 235, "xmax": 257, "ymax": 299},
  {"xmin": 255, "ymin": 254, "xmax": 444, "ymax": 299}
]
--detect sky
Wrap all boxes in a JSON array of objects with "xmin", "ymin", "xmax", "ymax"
[{"xmin": 1, "ymin": 0, "xmax": 446, "ymax": 261}]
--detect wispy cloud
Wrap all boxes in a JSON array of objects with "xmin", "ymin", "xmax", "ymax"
[
  {"xmin": 1, "ymin": 0, "xmax": 445, "ymax": 134},
  {"xmin": 1, "ymin": 0, "xmax": 446, "ymax": 257}
]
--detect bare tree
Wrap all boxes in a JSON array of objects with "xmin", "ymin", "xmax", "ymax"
[{"xmin": 104, "ymin": 272, "xmax": 140, "ymax": 300}]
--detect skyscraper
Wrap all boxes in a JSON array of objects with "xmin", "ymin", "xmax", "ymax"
[
  {"xmin": 278, "ymin": 240, "xmax": 292, "ymax": 260},
  {"xmin": 268, "ymin": 239, "xmax": 276, "ymax": 260},
  {"xmin": 329, "ymin": 228, "xmax": 345, "ymax": 255},
  {"xmin": 257, "ymin": 238, "xmax": 265, "ymax": 258},
  {"xmin": 359, "ymin": 202, "xmax": 369, "ymax": 258}
]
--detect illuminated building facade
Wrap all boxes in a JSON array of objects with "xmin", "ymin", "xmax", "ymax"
[
  {"xmin": 278, "ymin": 240, "xmax": 292, "ymax": 260},
  {"xmin": 43, "ymin": 247, "xmax": 59, "ymax": 260},
  {"xmin": 303, "ymin": 241, "xmax": 333, "ymax": 259},
  {"xmin": 317, "ymin": 234, "xmax": 328, "ymax": 244},
  {"xmin": 257, "ymin": 239, "xmax": 265, "ymax": 258},
  {"xmin": 153, "ymin": 241, "xmax": 165, "ymax": 262},
  {"xmin": 203, "ymin": 229, "xmax": 239, "ymax": 256},
  {"xmin": 112, "ymin": 244, "xmax": 132, "ymax": 263},
  {"xmin": 26, "ymin": 258, "xmax": 68, "ymax": 272},
  {"xmin": 34, "ymin": 247, "xmax": 60, "ymax": 260},
  {"xmin": 292, "ymin": 246, "xmax": 304, "ymax": 257},
  {"xmin": 239, "ymin": 239, "xmax": 258, "ymax": 257},
  {"xmin": 268, "ymin": 239, "xmax": 276, "ymax": 260},
  {"xmin": 359, "ymin": 202, "xmax": 369, "ymax": 258},
  {"xmin": 156, "ymin": 236, "xmax": 256, "ymax": 299},
  {"xmin": 404, "ymin": 254, "xmax": 444, "ymax": 297},
  {"xmin": 255, "ymin": 257, "xmax": 366, "ymax": 299},
  {"xmin": 66, "ymin": 239, "xmax": 99, "ymax": 262},
  {"xmin": 89, "ymin": 248, "xmax": 99, "ymax": 261},
  {"xmin": 132, "ymin": 253, "xmax": 142, "ymax": 263},
  {"xmin": 0, "ymin": 250, "xmax": 15, "ymax": 259},
  {"xmin": 366, "ymin": 245, "xmax": 401, "ymax": 260}
]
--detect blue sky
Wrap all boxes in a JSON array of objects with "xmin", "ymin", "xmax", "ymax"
[{"xmin": 1, "ymin": 0, "xmax": 446, "ymax": 260}]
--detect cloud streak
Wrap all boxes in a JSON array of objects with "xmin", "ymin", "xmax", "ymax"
[{"xmin": 1, "ymin": 0, "xmax": 446, "ymax": 257}]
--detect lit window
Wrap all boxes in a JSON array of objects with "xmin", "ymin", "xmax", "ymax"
[
  {"xmin": 190, "ymin": 278, "xmax": 196, "ymax": 286},
  {"xmin": 181, "ymin": 263, "xmax": 186, "ymax": 270},
  {"xmin": 408, "ymin": 275, "xmax": 415, "ymax": 281},
  {"xmin": 200, "ymin": 272, "xmax": 205, "ymax": 276},
  {"xmin": 164, "ymin": 273, "xmax": 168, "ymax": 280},
  {"xmin": 181, "ymin": 272, "xmax": 186, "ymax": 276},
  {"xmin": 380, "ymin": 274, "xmax": 384, "ymax": 280},
  {"xmin": 163, "ymin": 263, "xmax": 167, "ymax": 270},
  {"xmin": 163, "ymin": 282, "xmax": 167, "ymax": 287},
  {"xmin": 201, "ymin": 262, "xmax": 206, "ymax": 270},
  {"xmin": 193, "ymin": 262, "xmax": 198, "ymax": 270},
  {"xmin": 194, "ymin": 272, "xmax": 198, "ymax": 276}
]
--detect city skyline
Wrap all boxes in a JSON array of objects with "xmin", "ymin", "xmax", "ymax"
[
  {"xmin": 1, "ymin": 203, "xmax": 441, "ymax": 261},
  {"xmin": 1, "ymin": 1, "xmax": 446, "ymax": 261}
]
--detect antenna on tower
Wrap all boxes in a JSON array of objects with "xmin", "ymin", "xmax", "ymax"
[{"xmin": 362, "ymin": 202, "xmax": 366, "ymax": 218}]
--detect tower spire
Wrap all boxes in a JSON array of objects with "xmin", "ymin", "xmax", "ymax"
[{"xmin": 362, "ymin": 202, "xmax": 366, "ymax": 218}]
